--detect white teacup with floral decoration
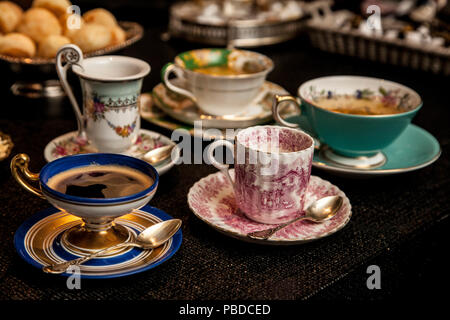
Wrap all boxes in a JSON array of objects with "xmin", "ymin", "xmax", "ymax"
[
  {"xmin": 56, "ymin": 44, "xmax": 151, "ymax": 153},
  {"xmin": 162, "ymin": 48, "xmax": 273, "ymax": 116}
]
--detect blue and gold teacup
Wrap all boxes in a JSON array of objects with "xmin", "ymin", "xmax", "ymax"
[
  {"xmin": 11, "ymin": 153, "xmax": 159, "ymax": 255},
  {"xmin": 273, "ymin": 76, "xmax": 422, "ymax": 161}
]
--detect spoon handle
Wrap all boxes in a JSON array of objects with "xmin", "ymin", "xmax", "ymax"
[
  {"xmin": 42, "ymin": 242, "xmax": 139, "ymax": 274},
  {"xmin": 247, "ymin": 216, "xmax": 308, "ymax": 240}
]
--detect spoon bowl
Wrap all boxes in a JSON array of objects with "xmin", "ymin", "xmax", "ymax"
[
  {"xmin": 136, "ymin": 219, "xmax": 182, "ymax": 249},
  {"xmin": 144, "ymin": 145, "xmax": 175, "ymax": 165},
  {"xmin": 247, "ymin": 196, "xmax": 343, "ymax": 240},
  {"xmin": 43, "ymin": 219, "xmax": 182, "ymax": 274},
  {"xmin": 306, "ymin": 195, "xmax": 343, "ymax": 222}
]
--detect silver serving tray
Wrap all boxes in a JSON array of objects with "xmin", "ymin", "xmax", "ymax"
[{"xmin": 168, "ymin": 2, "xmax": 306, "ymax": 47}]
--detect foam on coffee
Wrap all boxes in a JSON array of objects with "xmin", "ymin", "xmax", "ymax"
[{"xmin": 47, "ymin": 165, "xmax": 153, "ymax": 199}]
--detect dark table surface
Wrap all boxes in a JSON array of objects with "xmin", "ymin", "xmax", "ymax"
[{"xmin": 0, "ymin": 25, "xmax": 448, "ymax": 302}]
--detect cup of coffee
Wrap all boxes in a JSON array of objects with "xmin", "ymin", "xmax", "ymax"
[
  {"xmin": 207, "ymin": 126, "xmax": 314, "ymax": 224},
  {"xmin": 11, "ymin": 153, "xmax": 158, "ymax": 255},
  {"xmin": 56, "ymin": 44, "xmax": 151, "ymax": 153},
  {"xmin": 161, "ymin": 48, "xmax": 273, "ymax": 116},
  {"xmin": 273, "ymin": 76, "xmax": 422, "ymax": 158}
]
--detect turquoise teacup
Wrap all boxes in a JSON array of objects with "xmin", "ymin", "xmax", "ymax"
[{"xmin": 273, "ymin": 76, "xmax": 422, "ymax": 158}]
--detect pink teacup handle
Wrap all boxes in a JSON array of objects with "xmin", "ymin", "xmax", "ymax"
[{"xmin": 207, "ymin": 140, "xmax": 235, "ymax": 188}]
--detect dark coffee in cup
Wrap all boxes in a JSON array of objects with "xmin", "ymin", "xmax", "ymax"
[{"xmin": 47, "ymin": 165, "xmax": 153, "ymax": 199}]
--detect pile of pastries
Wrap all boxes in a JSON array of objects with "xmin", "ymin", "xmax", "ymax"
[{"xmin": 0, "ymin": 0, "xmax": 127, "ymax": 59}]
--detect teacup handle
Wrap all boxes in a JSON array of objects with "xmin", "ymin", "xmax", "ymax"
[
  {"xmin": 10, "ymin": 154, "xmax": 45, "ymax": 199},
  {"xmin": 161, "ymin": 62, "xmax": 197, "ymax": 102},
  {"xmin": 56, "ymin": 44, "xmax": 86, "ymax": 139},
  {"xmin": 207, "ymin": 140, "xmax": 235, "ymax": 188},
  {"xmin": 272, "ymin": 94, "xmax": 303, "ymax": 128},
  {"xmin": 273, "ymin": 94, "xmax": 322, "ymax": 150}
]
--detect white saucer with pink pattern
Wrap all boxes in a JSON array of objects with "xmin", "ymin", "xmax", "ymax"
[{"xmin": 188, "ymin": 169, "xmax": 352, "ymax": 245}]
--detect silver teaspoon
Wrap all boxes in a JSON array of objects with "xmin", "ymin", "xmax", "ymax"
[
  {"xmin": 144, "ymin": 144, "xmax": 174, "ymax": 165},
  {"xmin": 43, "ymin": 219, "xmax": 182, "ymax": 274},
  {"xmin": 247, "ymin": 196, "xmax": 343, "ymax": 240}
]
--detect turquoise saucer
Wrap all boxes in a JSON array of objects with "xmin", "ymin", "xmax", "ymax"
[{"xmin": 286, "ymin": 115, "xmax": 441, "ymax": 177}]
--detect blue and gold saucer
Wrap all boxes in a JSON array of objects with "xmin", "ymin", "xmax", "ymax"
[
  {"xmin": 14, "ymin": 205, "xmax": 182, "ymax": 279},
  {"xmin": 287, "ymin": 115, "xmax": 442, "ymax": 177}
]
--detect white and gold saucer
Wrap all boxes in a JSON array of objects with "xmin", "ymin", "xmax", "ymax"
[
  {"xmin": 14, "ymin": 205, "xmax": 182, "ymax": 279},
  {"xmin": 141, "ymin": 81, "xmax": 297, "ymax": 132}
]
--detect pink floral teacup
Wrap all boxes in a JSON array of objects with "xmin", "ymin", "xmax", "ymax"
[
  {"xmin": 56, "ymin": 44, "xmax": 150, "ymax": 153},
  {"xmin": 207, "ymin": 126, "xmax": 315, "ymax": 224}
]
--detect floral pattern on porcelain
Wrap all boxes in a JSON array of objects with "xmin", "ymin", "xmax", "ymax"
[
  {"xmin": 51, "ymin": 132, "xmax": 167, "ymax": 159},
  {"xmin": 187, "ymin": 169, "xmax": 352, "ymax": 243},
  {"xmin": 85, "ymin": 92, "xmax": 140, "ymax": 137},
  {"xmin": 175, "ymin": 48, "xmax": 231, "ymax": 70},
  {"xmin": 305, "ymin": 85, "xmax": 416, "ymax": 112},
  {"xmin": 174, "ymin": 48, "xmax": 273, "ymax": 74},
  {"xmin": 106, "ymin": 117, "xmax": 138, "ymax": 138},
  {"xmin": 86, "ymin": 93, "xmax": 139, "ymax": 115}
]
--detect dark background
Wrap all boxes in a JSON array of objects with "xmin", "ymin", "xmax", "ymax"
[
  {"xmin": 0, "ymin": 0, "xmax": 449, "ymax": 304},
  {"xmin": 12, "ymin": 0, "xmax": 381, "ymax": 27}
]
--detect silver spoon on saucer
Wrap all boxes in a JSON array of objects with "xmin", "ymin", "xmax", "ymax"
[
  {"xmin": 143, "ymin": 144, "xmax": 175, "ymax": 165},
  {"xmin": 43, "ymin": 219, "xmax": 182, "ymax": 274},
  {"xmin": 247, "ymin": 196, "xmax": 343, "ymax": 240}
]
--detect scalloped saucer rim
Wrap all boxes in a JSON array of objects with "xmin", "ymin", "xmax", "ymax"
[
  {"xmin": 43, "ymin": 129, "xmax": 178, "ymax": 175},
  {"xmin": 187, "ymin": 169, "xmax": 352, "ymax": 245}
]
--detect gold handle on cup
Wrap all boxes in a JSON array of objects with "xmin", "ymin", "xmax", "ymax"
[
  {"xmin": 272, "ymin": 94, "xmax": 301, "ymax": 128},
  {"xmin": 10, "ymin": 153, "xmax": 45, "ymax": 199},
  {"xmin": 273, "ymin": 95, "xmax": 321, "ymax": 150}
]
